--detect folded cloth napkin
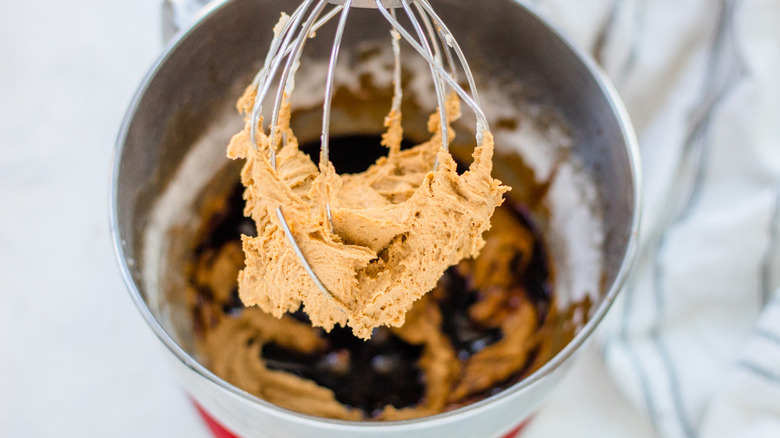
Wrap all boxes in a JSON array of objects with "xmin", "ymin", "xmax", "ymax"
[{"xmin": 531, "ymin": 0, "xmax": 780, "ymax": 436}]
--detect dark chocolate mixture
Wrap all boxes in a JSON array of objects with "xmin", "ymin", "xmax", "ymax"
[{"xmin": 186, "ymin": 135, "xmax": 582, "ymax": 420}]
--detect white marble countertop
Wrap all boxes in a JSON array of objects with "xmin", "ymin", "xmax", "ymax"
[{"xmin": 0, "ymin": 1, "xmax": 655, "ymax": 436}]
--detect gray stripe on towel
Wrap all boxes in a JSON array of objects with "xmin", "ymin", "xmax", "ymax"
[
  {"xmin": 640, "ymin": 0, "xmax": 744, "ymax": 436},
  {"xmin": 760, "ymin": 183, "xmax": 780, "ymax": 305},
  {"xmin": 738, "ymin": 361, "xmax": 780, "ymax": 385}
]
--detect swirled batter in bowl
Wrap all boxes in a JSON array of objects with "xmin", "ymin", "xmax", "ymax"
[{"xmin": 185, "ymin": 155, "xmax": 590, "ymax": 420}]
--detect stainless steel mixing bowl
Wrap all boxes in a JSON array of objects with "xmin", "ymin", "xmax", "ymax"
[{"xmin": 111, "ymin": 0, "xmax": 640, "ymax": 436}]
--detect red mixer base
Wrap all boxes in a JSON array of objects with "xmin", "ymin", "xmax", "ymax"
[{"xmin": 193, "ymin": 400, "xmax": 531, "ymax": 438}]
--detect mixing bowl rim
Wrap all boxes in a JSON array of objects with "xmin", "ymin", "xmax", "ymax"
[{"xmin": 110, "ymin": 0, "xmax": 642, "ymax": 429}]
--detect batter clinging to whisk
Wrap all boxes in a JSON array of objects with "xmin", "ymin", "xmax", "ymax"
[{"xmin": 227, "ymin": 0, "xmax": 508, "ymax": 339}]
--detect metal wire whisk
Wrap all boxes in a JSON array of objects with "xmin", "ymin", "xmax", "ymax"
[{"xmin": 248, "ymin": 0, "xmax": 491, "ymax": 304}]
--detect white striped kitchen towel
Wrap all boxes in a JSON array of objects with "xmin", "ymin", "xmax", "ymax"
[{"xmin": 531, "ymin": 0, "xmax": 780, "ymax": 437}]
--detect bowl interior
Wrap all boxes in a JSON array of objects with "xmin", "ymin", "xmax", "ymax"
[{"xmin": 113, "ymin": 0, "xmax": 637, "ymax": 419}]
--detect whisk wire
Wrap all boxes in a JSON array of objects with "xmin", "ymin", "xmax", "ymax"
[
  {"xmin": 397, "ymin": 0, "xmax": 448, "ymax": 162},
  {"xmin": 389, "ymin": 8, "xmax": 402, "ymax": 115},
  {"xmin": 320, "ymin": 0, "xmax": 353, "ymax": 228},
  {"xmin": 374, "ymin": 2, "xmax": 489, "ymax": 136},
  {"xmin": 276, "ymin": 207, "xmax": 344, "ymax": 306},
  {"xmin": 412, "ymin": 3, "xmax": 453, "ymax": 78},
  {"xmin": 320, "ymin": 0, "xmax": 353, "ymax": 169},
  {"xmin": 250, "ymin": 0, "xmax": 313, "ymax": 156},
  {"xmin": 415, "ymin": 0, "xmax": 482, "ymax": 111},
  {"xmin": 269, "ymin": 0, "xmax": 330, "ymax": 159},
  {"xmin": 250, "ymin": 2, "xmax": 347, "ymax": 156}
]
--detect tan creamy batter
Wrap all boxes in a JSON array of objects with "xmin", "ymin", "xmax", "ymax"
[
  {"xmin": 188, "ymin": 193, "xmax": 587, "ymax": 420},
  {"xmin": 227, "ymin": 86, "xmax": 508, "ymax": 339}
]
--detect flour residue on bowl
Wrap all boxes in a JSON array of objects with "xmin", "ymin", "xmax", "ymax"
[{"xmin": 140, "ymin": 42, "xmax": 603, "ymax": 420}]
